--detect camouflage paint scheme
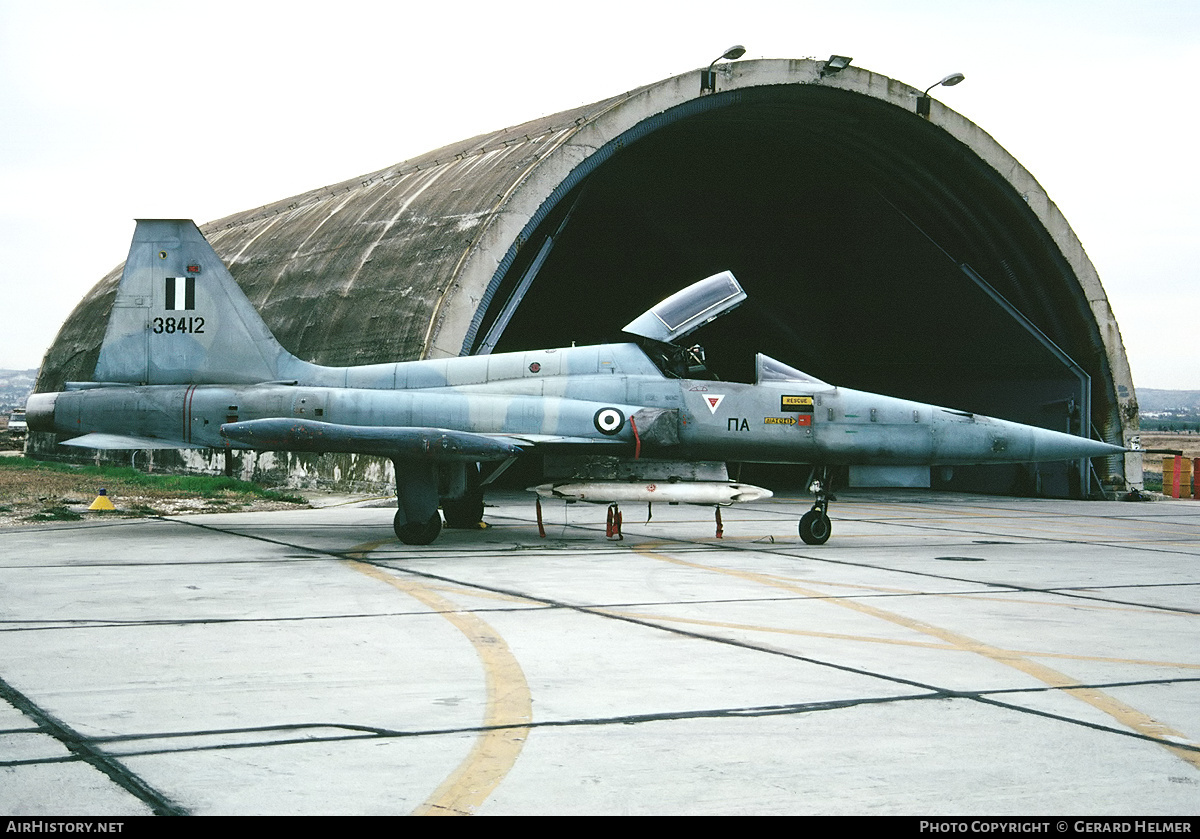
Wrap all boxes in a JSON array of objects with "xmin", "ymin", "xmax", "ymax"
[{"xmin": 28, "ymin": 221, "xmax": 1125, "ymax": 545}]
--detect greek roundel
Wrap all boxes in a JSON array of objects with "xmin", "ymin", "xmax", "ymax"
[{"xmin": 593, "ymin": 407, "xmax": 625, "ymax": 435}]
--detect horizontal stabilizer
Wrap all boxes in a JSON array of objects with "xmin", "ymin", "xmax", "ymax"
[
  {"xmin": 220, "ymin": 418, "xmax": 522, "ymax": 461},
  {"xmin": 490, "ymin": 432, "xmax": 626, "ymax": 447},
  {"xmin": 60, "ymin": 433, "xmax": 194, "ymax": 450}
]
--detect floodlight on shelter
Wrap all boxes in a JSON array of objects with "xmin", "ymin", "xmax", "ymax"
[
  {"xmin": 700, "ymin": 45, "xmax": 747, "ymax": 93},
  {"xmin": 917, "ymin": 72, "xmax": 966, "ymax": 117},
  {"xmin": 820, "ymin": 55, "xmax": 853, "ymax": 78}
]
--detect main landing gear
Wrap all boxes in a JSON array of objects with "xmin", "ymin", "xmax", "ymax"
[
  {"xmin": 799, "ymin": 468, "xmax": 833, "ymax": 546},
  {"xmin": 394, "ymin": 511, "xmax": 442, "ymax": 545},
  {"xmin": 391, "ymin": 493, "xmax": 484, "ymax": 545},
  {"xmin": 391, "ymin": 461, "xmax": 486, "ymax": 545},
  {"xmin": 442, "ymin": 492, "xmax": 485, "ymax": 530}
]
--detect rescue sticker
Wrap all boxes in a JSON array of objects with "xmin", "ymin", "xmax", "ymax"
[{"xmin": 781, "ymin": 395, "xmax": 814, "ymax": 413}]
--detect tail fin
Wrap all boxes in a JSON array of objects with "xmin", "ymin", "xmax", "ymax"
[{"xmin": 94, "ymin": 220, "xmax": 299, "ymax": 384}]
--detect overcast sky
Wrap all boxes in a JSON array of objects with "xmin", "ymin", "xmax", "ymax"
[{"xmin": 2, "ymin": 0, "xmax": 1196, "ymax": 389}]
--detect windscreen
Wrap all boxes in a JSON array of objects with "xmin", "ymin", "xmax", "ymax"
[{"xmin": 755, "ymin": 353, "xmax": 831, "ymax": 386}]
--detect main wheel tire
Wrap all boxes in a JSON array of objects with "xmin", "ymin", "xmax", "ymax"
[
  {"xmin": 442, "ymin": 494, "xmax": 484, "ymax": 529},
  {"xmin": 395, "ymin": 511, "xmax": 443, "ymax": 545},
  {"xmin": 799, "ymin": 510, "xmax": 832, "ymax": 545}
]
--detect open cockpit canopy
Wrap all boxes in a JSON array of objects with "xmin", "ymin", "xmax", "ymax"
[
  {"xmin": 622, "ymin": 271, "xmax": 746, "ymax": 345},
  {"xmin": 624, "ymin": 272, "xmax": 827, "ymax": 385}
]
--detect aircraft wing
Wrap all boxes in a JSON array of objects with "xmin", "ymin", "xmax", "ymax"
[
  {"xmin": 220, "ymin": 418, "xmax": 522, "ymax": 461},
  {"xmin": 59, "ymin": 425, "xmax": 622, "ymax": 455}
]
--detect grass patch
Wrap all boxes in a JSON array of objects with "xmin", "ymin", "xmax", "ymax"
[
  {"xmin": 0, "ymin": 457, "xmax": 306, "ymax": 524},
  {"xmin": 0, "ymin": 457, "xmax": 303, "ymax": 503}
]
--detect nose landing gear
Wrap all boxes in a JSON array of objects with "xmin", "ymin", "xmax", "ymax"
[{"xmin": 799, "ymin": 469, "xmax": 832, "ymax": 545}]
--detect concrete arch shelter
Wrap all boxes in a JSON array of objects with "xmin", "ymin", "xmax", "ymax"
[{"xmin": 38, "ymin": 58, "xmax": 1138, "ymax": 493}]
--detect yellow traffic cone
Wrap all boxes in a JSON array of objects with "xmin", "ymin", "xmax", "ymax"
[{"xmin": 89, "ymin": 488, "xmax": 116, "ymax": 511}]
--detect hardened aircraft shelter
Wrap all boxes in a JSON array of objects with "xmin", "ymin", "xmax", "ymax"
[{"xmin": 36, "ymin": 58, "xmax": 1139, "ymax": 495}]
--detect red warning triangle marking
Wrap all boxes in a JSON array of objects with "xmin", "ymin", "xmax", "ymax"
[{"xmin": 704, "ymin": 394, "xmax": 725, "ymax": 414}]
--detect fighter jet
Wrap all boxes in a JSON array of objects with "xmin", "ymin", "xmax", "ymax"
[{"xmin": 27, "ymin": 220, "xmax": 1125, "ymax": 545}]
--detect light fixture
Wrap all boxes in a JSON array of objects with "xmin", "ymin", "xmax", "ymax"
[
  {"xmin": 700, "ymin": 44, "xmax": 747, "ymax": 93},
  {"xmin": 917, "ymin": 72, "xmax": 965, "ymax": 117},
  {"xmin": 819, "ymin": 55, "xmax": 853, "ymax": 78}
]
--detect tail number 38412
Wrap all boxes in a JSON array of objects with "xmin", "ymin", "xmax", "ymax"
[{"xmin": 152, "ymin": 316, "xmax": 205, "ymax": 334}]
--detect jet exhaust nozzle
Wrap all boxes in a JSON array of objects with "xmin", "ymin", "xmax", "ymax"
[{"xmin": 24, "ymin": 392, "xmax": 59, "ymax": 433}]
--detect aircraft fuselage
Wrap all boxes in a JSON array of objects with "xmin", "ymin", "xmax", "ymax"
[{"xmin": 34, "ymin": 342, "xmax": 1109, "ymax": 469}]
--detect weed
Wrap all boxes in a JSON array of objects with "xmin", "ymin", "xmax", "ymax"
[{"xmin": 25, "ymin": 506, "xmax": 83, "ymax": 522}]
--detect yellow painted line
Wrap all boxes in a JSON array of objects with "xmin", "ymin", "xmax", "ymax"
[
  {"xmin": 395, "ymin": 579, "xmax": 544, "ymax": 608},
  {"xmin": 635, "ymin": 545, "xmax": 1200, "ymax": 770},
  {"xmin": 344, "ymin": 543, "xmax": 532, "ymax": 816},
  {"xmin": 747, "ymin": 571, "xmax": 1196, "ymax": 618},
  {"xmin": 598, "ymin": 609, "xmax": 1200, "ymax": 671}
]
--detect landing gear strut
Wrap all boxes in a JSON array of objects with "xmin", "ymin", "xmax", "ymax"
[
  {"xmin": 442, "ymin": 464, "xmax": 485, "ymax": 529},
  {"xmin": 799, "ymin": 468, "xmax": 832, "ymax": 545},
  {"xmin": 393, "ymin": 459, "xmax": 443, "ymax": 545},
  {"xmin": 391, "ymin": 462, "xmax": 489, "ymax": 544}
]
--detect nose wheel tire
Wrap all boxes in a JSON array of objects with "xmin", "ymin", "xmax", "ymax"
[
  {"xmin": 395, "ymin": 511, "xmax": 443, "ymax": 545},
  {"xmin": 799, "ymin": 509, "xmax": 832, "ymax": 545}
]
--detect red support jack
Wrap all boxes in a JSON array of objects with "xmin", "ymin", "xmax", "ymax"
[
  {"xmin": 715, "ymin": 506, "xmax": 724, "ymax": 539},
  {"xmin": 606, "ymin": 503, "xmax": 623, "ymax": 539}
]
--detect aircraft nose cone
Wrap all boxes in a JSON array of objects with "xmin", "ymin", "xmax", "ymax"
[{"xmin": 1030, "ymin": 429, "xmax": 1127, "ymax": 461}]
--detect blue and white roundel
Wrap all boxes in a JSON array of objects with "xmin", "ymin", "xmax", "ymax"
[{"xmin": 593, "ymin": 408, "xmax": 625, "ymax": 435}]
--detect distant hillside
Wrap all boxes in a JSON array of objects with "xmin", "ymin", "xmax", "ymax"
[
  {"xmin": 1137, "ymin": 389, "xmax": 1200, "ymax": 413},
  {"xmin": 1135, "ymin": 388, "xmax": 1200, "ymax": 432},
  {"xmin": 0, "ymin": 369, "xmax": 36, "ymax": 412}
]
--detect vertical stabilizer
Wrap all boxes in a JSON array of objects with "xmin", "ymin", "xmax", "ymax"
[{"xmin": 94, "ymin": 220, "xmax": 295, "ymax": 384}]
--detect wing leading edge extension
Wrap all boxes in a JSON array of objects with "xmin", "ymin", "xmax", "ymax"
[{"xmin": 220, "ymin": 418, "xmax": 522, "ymax": 461}]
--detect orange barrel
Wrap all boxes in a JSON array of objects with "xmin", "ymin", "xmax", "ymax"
[{"xmin": 1164, "ymin": 455, "xmax": 1181, "ymax": 498}]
